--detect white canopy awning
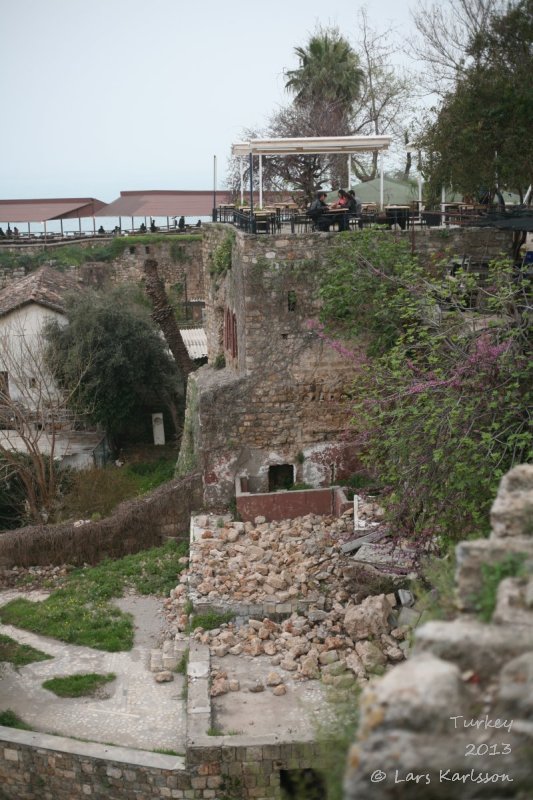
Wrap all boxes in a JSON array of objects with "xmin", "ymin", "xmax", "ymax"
[
  {"xmin": 232, "ymin": 136, "xmax": 392, "ymax": 209},
  {"xmin": 232, "ymin": 135, "xmax": 392, "ymax": 157}
]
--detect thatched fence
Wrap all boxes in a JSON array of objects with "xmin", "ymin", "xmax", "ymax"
[{"xmin": 0, "ymin": 473, "xmax": 202, "ymax": 568}]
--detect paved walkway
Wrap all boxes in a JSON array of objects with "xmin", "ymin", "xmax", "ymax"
[{"xmin": 0, "ymin": 591, "xmax": 186, "ymax": 753}]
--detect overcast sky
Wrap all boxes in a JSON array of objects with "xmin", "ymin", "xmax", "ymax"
[{"xmin": 2, "ymin": 0, "xmax": 422, "ymax": 202}]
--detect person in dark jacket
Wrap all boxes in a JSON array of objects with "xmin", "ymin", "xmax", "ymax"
[{"xmin": 307, "ymin": 191, "xmax": 330, "ymax": 231}]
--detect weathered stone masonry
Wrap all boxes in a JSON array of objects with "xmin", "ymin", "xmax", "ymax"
[{"xmin": 179, "ymin": 225, "xmax": 513, "ymax": 509}]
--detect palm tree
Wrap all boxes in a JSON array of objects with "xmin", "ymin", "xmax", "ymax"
[{"xmin": 285, "ymin": 28, "xmax": 365, "ymax": 123}]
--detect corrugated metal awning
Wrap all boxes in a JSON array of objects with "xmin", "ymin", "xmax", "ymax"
[
  {"xmin": 0, "ymin": 198, "xmax": 107, "ymax": 223},
  {"xmin": 179, "ymin": 327, "xmax": 207, "ymax": 360}
]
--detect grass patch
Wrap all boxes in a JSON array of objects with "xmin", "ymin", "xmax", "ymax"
[
  {"xmin": 175, "ymin": 648, "xmax": 189, "ymax": 675},
  {"xmin": 0, "ymin": 540, "xmax": 189, "ymax": 651},
  {"xmin": 206, "ymin": 725, "xmax": 223, "ymax": 736},
  {"xmin": 0, "ymin": 709, "xmax": 32, "ymax": 730},
  {"xmin": 187, "ymin": 610, "xmax": 235, "ymax": 632},
  {"xmin": 42, "ymin": 672, "xmax": 116, "ymax": 698},
  {"xmin": 412, "ymin": 551, "xmax": 458, "ymax": 622},
  {"xmin": 473, "ymin": 553, "xmax": 526, "ymax": 623},
  {"xmin": 56, "ymin": 456, "xmax": 177, "ymax": 523},
  {"xmin": 153, "ymin": 748, "xmax": 183, "ymax": 756},
  {"xmin": 0, "ymin": 633, "xmax": 52, "ymax": 668}
]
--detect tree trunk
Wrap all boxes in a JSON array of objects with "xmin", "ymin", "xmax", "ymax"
[{"xmin": 143, "ymin": 259, "xmax": 195, "ymax": 378}]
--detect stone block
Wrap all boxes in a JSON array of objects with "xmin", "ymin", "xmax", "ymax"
[{"xmin": 490, "ymin": 463, "xmax": 533, "ymax": 539}]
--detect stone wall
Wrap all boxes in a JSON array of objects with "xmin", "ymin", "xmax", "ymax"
[
  {"xmin": 0, "ymin": 236, "xmax": 205, "ymax": 304},
  {"xmin": 0, "ymin": 473, "xmax": 203, "ymax": 568},
  {"xmin": 179, "ymin": 224, "xmax": 513, "ymax": 509},
  {"xmin": 344, "ymin": 464, "xmax": 533, "ymax": 799}
]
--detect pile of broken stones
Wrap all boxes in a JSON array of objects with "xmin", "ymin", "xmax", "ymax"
[{"xmin": 163, "ymin": 507, "xmax": 420, "ymax": 695}]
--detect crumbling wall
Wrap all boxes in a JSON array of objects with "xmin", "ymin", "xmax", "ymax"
[{"xmin": 344, "ymin": 463, "xmax": 533, "ymax": 799}]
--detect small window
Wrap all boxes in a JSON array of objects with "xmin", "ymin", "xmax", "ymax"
[
  {"xmin": 28, "ymin": 376, "xmax": 37, "ymax": 389},
  {"xmin": 145, "ymin": 245, "xmax": 150, "ymax": 254},
  {"xmin": 129, "ymin": 246, "xmax": 135, "ymax": 255},
  {"xmin": 287, "ymin": 290, "xmax": 297, "ymax": 311}
]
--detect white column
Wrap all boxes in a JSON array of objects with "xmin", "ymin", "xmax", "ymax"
[
  {"xmin": 259, "ymin": 154, "xmax": 263, "ymax": 209},
  {"xmin": 240, "ymin": 159, "xmax": 244, "ymax": 205},
  {"xmin": 441, "ymin": 185, "xmax": 446, "ymax": 227},
  {"xmin": 347, "ymin": 154, "xmax": 351, "ymax": 189},
  {"xmin": 379, "ymin": 153, "xmax": 385, "ymax": 210}
]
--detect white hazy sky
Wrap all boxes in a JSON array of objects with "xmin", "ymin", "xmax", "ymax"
[{"xmin": 2, "ymin": 0, "xmax": 423, "ymax": 202}]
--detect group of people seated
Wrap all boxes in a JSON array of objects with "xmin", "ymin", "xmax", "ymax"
[
  {"xmin": 307, "ymin": 189, "xmax": 362, "ymax": 232},
  {"xmin": 0, "ymin": 226, "xmax": 19, "ymax": 238}
]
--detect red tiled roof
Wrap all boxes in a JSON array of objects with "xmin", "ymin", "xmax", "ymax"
[
  {"xmin": 0, "ymin": 266, "xmax": 81, "ymax": 318},
  {"xmin": 97, "ymin": 190, "xmax": 235, "ymax": 218},
  {"xmin": 0, "ymin": 198, "xmax": 107, "ymax": 223}
]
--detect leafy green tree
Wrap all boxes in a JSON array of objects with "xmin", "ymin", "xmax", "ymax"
[
  {"xmin": 45, "ymin": 287, "xmax": 181, "ymax": 444},
  {"xmin": 418, "ymin": 0, "xmax": 533, "ymax": 201},
  {"xmin": 318, "ymin": 233, "xmax": 532, "ymax": 541}
]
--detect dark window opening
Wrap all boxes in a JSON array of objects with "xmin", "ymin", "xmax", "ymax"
[
  {"xmin": 223, "ymin": 307, "xmax": 238, "ymax": 358},
  {"xmin": 280, "ymin": 769, "xmax": 326, "ymax": 799},
  {"xmin": 129, "ymin": 246, "xmax": 135, "ymax": 255},
  {"xmin": 287, "ymin": 290, "xmax": 297, "ymax": 311},
  {"xmin": 281, "ymin": 333, "xmax": 288, "ymax": 340},
  {"xmin": 268, "ymin": 464, "xmax": 294, "ymax": 492},
  {"xmin": 145, "ymin": 245, "xmax": 150, "ymax": 254}
]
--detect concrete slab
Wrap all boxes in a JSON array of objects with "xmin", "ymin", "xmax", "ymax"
[
  {"xmin": 0, "ymin": 591, "xmax": 186, "ymax": 753},
  {"xmin": 211, "ymin": 653, "xmax": 327, "ymax": 742}
]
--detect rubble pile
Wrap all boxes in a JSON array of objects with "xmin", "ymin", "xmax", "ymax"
[{"xmin": 165, "ymin": 509, "xmax": 416, "ymax": 689}]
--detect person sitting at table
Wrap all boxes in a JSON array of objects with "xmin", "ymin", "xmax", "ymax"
[
  {"xmin": 348, "ymin": 189, "xmax": 363, "ymax": 227},
  {"xmin": 6, "ymin": 226, "xmax": 12, "ymax": 238},
  {"xmin": 139, "ymin": 222, "xmax": 147, "ymax": 233},
  {"xmin": 13, "ymin": 226, "xmax": 19, "ymax": 237},
  {"xmin": 98, "ymin": 225, "xmax": 105, "ymax": 235},
  {"xmin": 0, "ymin": 228, "xmax": 5, "ymax": 238},
  {"xmin": 307, "ymin": 191, "xmax": 331, "ymax": 231},
  {"xmin": 330, "ymin": 189, "xmax": 350, "ymax": 231},
  {"xmin": 178, "ymin": 216, "xmax": 186, "ymax": 231},
  {"xmin": 150, "ymin": 218, "xmax": 157, "ymax": 232}
]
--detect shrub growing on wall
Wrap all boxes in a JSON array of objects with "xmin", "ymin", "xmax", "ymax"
[{"xmin": 318, "ymin": 233, "xmax": 532, "ymax": 541}]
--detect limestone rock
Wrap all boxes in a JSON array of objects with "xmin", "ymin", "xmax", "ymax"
[
  {"xmin": 355, "ymin": 640, "xmax": 386, "ymax": 671},
  {"xmin": 498, "ymin": 652, "xmax": 533, "ymax": 718},
  {"xmin": 272, "ymin": 684, "xmax": 287, "ymax": 696},
  {"xmin": 343, "ymin": 594, "xmax": 393, "ymax": 641},
  {"xmin": 490, "ymin": 463, "xmax": 533, "ymax": 539},
  {"xmin": 154, "ymin": 671, "xmax": 174, "ymax": 683},
  {"xmin": 266, "ymin": 671, "xmax": 282, "ymax": 686}
]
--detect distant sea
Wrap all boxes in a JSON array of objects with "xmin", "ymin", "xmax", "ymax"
[{"xmin": 9, "ymin": 215, "xmax": 210, "ymax": 237}]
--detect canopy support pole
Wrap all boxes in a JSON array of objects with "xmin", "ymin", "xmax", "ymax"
[
  {"xmin": 259, "ymin": 154, "xmax": 263, "ymax": 209},
  {"xmin": 441, "ymin": 186, "xmax": 446, "ymax": 227},
  {"xmin": 347, "ymin": 154, "xmax": 351, "ymax": 189},
  {"xmin": 240, "ymin": 159, "xmax": 244, "ymax": 205},
  {"xmin": 379, "ymin": 153, "xmax": 384, "ymax": 210}
]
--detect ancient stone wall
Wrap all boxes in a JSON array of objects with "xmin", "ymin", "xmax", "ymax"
[
  {"xmin": 344, "ymin": 464, "xmax": 533, "ymax": 799},
  {"xmin": 0, "ymin": 473, "xmax": 203, "ymax": 568},
  {"xmin": 0, "ymin": 237, "xmax": 205, "ymax": 303},
  {"xmin": 180, "ymin": 225, "xmax": 513, "ymax": 509}
]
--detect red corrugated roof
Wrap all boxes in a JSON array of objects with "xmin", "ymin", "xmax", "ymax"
[
  {"xmin": 97, "ymin": 190, "xmax": 235, "ymax": 218},
  {"xmin": 0, "ymin": 198, "xmax": 107, "ymax": 223}
]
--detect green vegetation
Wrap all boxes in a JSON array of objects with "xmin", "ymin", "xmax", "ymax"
[
  {"xmin": 45, "ymin": 286, "xmax": 181, "ymax": 443},
  {"xmin": 0, "ymin": 234, "xmax": 201, "ymax": 275},
  {"xmin": 175, "ymin": 647, "xmax": 189, "ymax": 675},
  {"xmin": 319, "ymin": 233, "xmax": 532, "ymax": 543},
  {"xmin": 413, "ymin": 552, "xmax": 458, "ymax": 622},
  {"xmin": 210, "ymin": 230, "xmax": 235, "ymax": 278},
  {"xmin": 0, "ymin": 634, "xmax": 52, "ymax": 668},
  {"xmin": 153, "ymin": 748, "xmax": 182, "ymax": 756},
  {"xmin": 0, "ymin": 709, "xmax": 32, "ymax": 730},
  {"xmin": 0, "ymin": 540, "xmax": 188, "ymax": 651},
  {"xmin": 311, "ymin": 687, "xmax": 360, "ymax": 800},
  {"xmin": 187, "ymin": 610, "xmax": 235, "ymax": 632},
  {"xmin": 42, "ymin": 672, "xmax": 116, "ymax": 698},
  {"xmin": 473, "ymin": 553, "xmax": 526, "ymax": 623}
]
